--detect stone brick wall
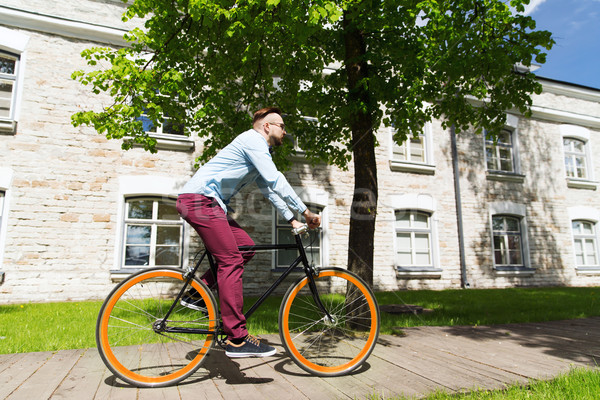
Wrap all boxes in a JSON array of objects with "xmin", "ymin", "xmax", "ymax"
[{"xmin": 1, "ymin": 1, "xmax": 599, "ymax": 304}]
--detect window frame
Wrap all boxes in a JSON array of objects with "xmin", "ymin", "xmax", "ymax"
[
  {"xmin": 0, "ymin": 190, "xmax": 4, "ymax": 270},
  {"xmin": 485, "ymin": 128, "xmax": 516, "ymax": 173},
  {"xmin": 0, "ymin": 51, "xmax": 19, "ymax": 122},
  {"xmin": 0, "ymin": 27, "xmax": 29, "ymax": 135},
  {"xmin": 0, "ymin": 168, "xmax": 12, "ymax": 270},
  {"xmin": 571, "ymin": 220, "xmax": 600, "ymax": 269},
  {"xmin": 394, "ymin": 210, "xmax": 434, "ymax": 268},
  {"xmin": 491, "ymin": 215, "xmax": 525, "ymax": 268},
  {"xmin": 389, "ymin": 123, "xmax": 435, "ymax": 174},
  {"xmin": 568, "ymin": 206, "xmax": 600, "ymax": 275},
  {"xmin": 561, "ymin": 125, "xmax": 597, "ymax": 190},
  {"xmin": 488, "ymin": 202, "xmax": 533, "ymax": 275},
  {"xmin": 129, "ymin": 99, "xmax": 194, "ymax": 151},
  {"xmin": 273, "ymin": 203, "xmax": 324, "ymax": 270},
  {"xmin": 484, "ymin": 117, "xmax": 525, "ymax": 183},
  {"xmin": 271, "ymin": 189, "xmax": 329, "ymax": 271},
  {"xmin": 285, "ymin": 115, "xmax": 318, "ymax": 159},
  {"xmin": 389, "ymin": 194, "xmax": 442, "ymax": 279},
  {"xmin": 563, "ymin": 137, "xmax": 589, "ymax": 179},
  {"xmin": 120, "ymin": 196, "xmax": 184, "ymax": 271}
]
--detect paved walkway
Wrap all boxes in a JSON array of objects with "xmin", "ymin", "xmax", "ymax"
[{"xmin": 1, "ymin": 317, "xmax": 599, "ymax": 399}]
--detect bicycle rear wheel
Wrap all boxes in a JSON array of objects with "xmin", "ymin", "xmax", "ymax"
[
  {"xmin": 279, "ymin": 267, "xmax": 380, "ymax": 376},
  {"xmin": 96, "ymin": 267, "xmax": 218, "ymax": 387}
]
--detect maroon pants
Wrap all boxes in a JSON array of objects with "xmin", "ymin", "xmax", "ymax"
[{"xmin": 176, "ymin": 193, "xmax": 255, "ymax": 340}]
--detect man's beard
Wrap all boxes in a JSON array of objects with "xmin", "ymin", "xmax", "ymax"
[{"xmin": 272, "ymin": 135, "xmax": 284, "ymax": 147}]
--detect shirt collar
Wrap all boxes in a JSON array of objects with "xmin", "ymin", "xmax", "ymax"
[{"xmin": 252, "ymin": 128, "xmax": 272, "ymax": 152}]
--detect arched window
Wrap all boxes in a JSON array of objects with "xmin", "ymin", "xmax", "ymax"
[
  {"xmin": 572, "ymin": 220, "xmax": 598, "ymax": 267},
  {"xmin": 485, "ymin": 128, "xmax": 515, "ymax": 173},
  {"xmin": 564, "ymin": 138, "xmax": 588, "ymax": 179},
  {"xmin": 492, "ymin": 215, "xmax": 523, "ymax": 267},
  {"xmin": 395, "ymin": 210, "xmax": 432, "ymax": 267},
  {"xmin": 0, "ymin": 51, "xmax": 18, "ymax": 120}
]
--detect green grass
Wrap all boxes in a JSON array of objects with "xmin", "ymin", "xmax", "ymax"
[
  {"xmin": 376, "ymin": 286, "xmax": 600, "ymax": 333},
  {"xmin": 367, "ymin": 367, "xmax": 600, "ymax": 400},
  {"xmin": 0, "ymin": 301, "xmax": 101, "ymax": 354},
  {"xmin": 0, "ymin": 286, "xmax": 598, "ymax": 354}
]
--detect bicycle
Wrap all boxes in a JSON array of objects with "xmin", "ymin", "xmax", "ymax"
[{"xmin": 95, "ymin": 225, "xmax": 380, "ymax": 387}]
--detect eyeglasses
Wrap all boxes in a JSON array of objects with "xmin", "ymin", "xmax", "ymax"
[{"xmin": 267, "ymin": 122, "xmax": 286, "ymax": 131}]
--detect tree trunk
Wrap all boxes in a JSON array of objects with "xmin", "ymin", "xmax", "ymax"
[{"xmin": 343, "ymin": 10, "xmax": 377, "ymax": 287}]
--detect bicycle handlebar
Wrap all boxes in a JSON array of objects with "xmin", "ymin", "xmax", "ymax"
[{"xmin": 291, "ymin": 224, "xmax": 309, "ymax": 236}]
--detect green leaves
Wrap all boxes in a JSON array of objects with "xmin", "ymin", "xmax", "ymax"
[{"xmin": 72, "ymin": 0, "xmax": 553, "ymax": 166}]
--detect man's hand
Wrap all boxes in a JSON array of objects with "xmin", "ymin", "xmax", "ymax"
[
  {"xmin": 290, "ymin": 219, "xmax": 305, "ymax": 230},
  {"xmin": 302, "ymin": 210, "xmax": 321, "ymax": 229}
]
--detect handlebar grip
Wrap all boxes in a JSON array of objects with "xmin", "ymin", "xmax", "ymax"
[{"xmin": 291, "ymin": 224, "xmax": 309, "ymax": 236}]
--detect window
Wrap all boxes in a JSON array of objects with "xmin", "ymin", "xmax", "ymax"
[
  {"xmin": 492, "ymin": 215, "xmax": 523, "ymax": 267},
  {"xmin": 132, "ymin": 110, "xmax": 193, "ymax": 150},
  {"xmin": 393, "ymin": 135, "xmax": 425, "ymax": 163},
  {"xmin": 0, "ymin": 191, "xmax": 4, "ymax": 240},
  {"xmin": 0, "ymin": 168, "xmax": 12, "ymax": 269},
  {"xmin": 0, "ymin": 191, "xmax": 4, "ymax": 234},
  {"xmin": 138, "ymin": 112, "xmax": 184, "ymax": 136},
  {"xmin": 485, "ymin": 128, "xmax": 515, "ymax": 172},
  {"xmin": 122, "ymin": 197, "xmax": 184, "ymax": 268},
  {"xmin": 0, "ymin": 52, "xmax": 18, "ymax": 121},
  {"xmin": 564, "ymin": 138, "xmax": 588, "ymax": 179},
  {"xmin": 389, "ymin": 124, "xmax": 435, "ymax": 174},
  {"xmin": 394, "ymin": 211, "xmax": 432, "ymax": 267},
  {"xmin": 274, "ymin": 205, "xmax": 323, "ymax": 269},
  {"xmin": 572, "ymin": 220, "xmax": 598, "ymax": 267},
  {"xmin": 285, "ymin": 116, "xmax": 317, "ymax": 156}
]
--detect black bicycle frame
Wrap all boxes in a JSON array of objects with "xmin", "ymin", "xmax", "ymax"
[{"xmin": 161, "ymin": 231, "xmax": 334, "ymax": 335}]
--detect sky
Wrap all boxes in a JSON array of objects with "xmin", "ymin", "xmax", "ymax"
[{"xmin": 522, "ymin": 0, "xmax": 600, "ymax": 89}]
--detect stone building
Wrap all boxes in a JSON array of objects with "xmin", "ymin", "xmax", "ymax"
[{"xmin": 1, "ymin": 1, "xmax": 599, "ymax": 304}]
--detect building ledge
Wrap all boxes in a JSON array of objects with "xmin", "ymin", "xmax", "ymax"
[
  {"xmin": 110, "ymin": 270, "xmax": 140, "ymax": 282},
  {"xmin": 486, "ymin": 171, "xmax": 525, "ymax": 183},
  {"xmin": 390, "ymin": 161, "xmax": 436, "ymax": 175},
  {"xmin": 566, "ymin": 178, "xmax": 598, "ymax": 190},
  {"xmin": 0, "ymin": 119, "xmax": 17, "ymax": 135},
  {"xmin": 125, "ymin": 133, "xmax": 195, "ymax": 151},
  {"xmin": 396, "ymin": 267, "xmax": 442, "ymax": 279},
  {"xmin": 493, "ymin": 266, "xmax": 535, "ymax": 277},
  {"xmin": 576, "ymin": 266, "xmax": 600, "ymax": 275}
]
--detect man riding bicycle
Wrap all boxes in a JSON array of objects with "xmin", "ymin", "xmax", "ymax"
[{"xmin": 176, "ymin": 107, "xmax": 321, "ymax": 358}]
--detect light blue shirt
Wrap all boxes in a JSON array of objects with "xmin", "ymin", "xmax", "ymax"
[{"xmin": 180, "ymin": 129, "xmax": 307, "ymax": 221}]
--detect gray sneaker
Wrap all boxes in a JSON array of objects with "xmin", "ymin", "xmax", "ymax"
[{"xmin": 225, "ymin": 335, "xmax": 276, "ymax": 358}]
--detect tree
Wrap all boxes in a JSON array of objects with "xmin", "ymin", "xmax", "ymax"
[{"xmin": 72, "ymin": 0, "xmax": 553, "ymax": 286}]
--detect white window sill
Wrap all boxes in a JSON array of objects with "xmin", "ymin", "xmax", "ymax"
[
  {"xmin": 576, "ymin": 266, "xmax": 600, "ymax": 275},
  {"xmin": 486, "ymin": 171, "xmax": 525, "ymax": 183},
  {"xmin": 493, "ymin": 266, "xmax": 535, "ymax": 277},
  {"xmin": 125, "ymin": 133, "xmax": 195, "ymax": 151},
  {"xmin": 396, "ymin": 266, "xmax": 442, "ymax": 279},
  {"xmin": 110, "ymin": 267, "xmax": 181, "ymax": 281},
  {"xmin": 390, "ymin": 160, "xmax": 436, "ymax": 175},
  {"xmin": 290, "ymin": 149, "xmax": 307, "ymax": 161},
  {"xmin": 566, "ymin": 178, "xmax": 598, "ymax": 190},
  {"xmin": 0, "ymin": 119, "xmax": 17, "ymax": 135},
  {"xmin": 110, "ymin": 269, "xmax": 141, "ymax": 282}
]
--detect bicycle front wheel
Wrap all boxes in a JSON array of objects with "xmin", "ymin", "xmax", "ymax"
[
  {"xmin": 96, "ymin": 267, "xmax": 218, "ymax": 387},
  {"xmin": 279, "ymin": 267, "xmax": 380, "ymax": 376}
]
